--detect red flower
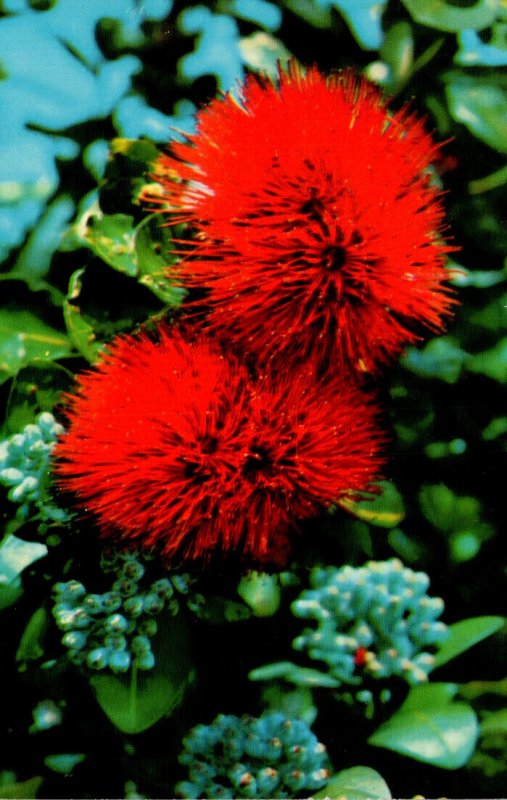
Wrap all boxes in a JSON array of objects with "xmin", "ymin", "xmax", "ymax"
[
  {"xmin": 152, "ymin": 62, "xmax": 455, "ymax": 375},
  {"xmin": 54, "ymin": 326, "xmax": 385, "ymax": 565}
]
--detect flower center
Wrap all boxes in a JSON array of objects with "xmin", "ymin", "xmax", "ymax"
[
  {"xmin": 243, "ymin": 444, "xmax": 274, "ymax": 477},
  {"xmin": 322, "ymin": 244, "xmax": 347, "ymax": 271}
]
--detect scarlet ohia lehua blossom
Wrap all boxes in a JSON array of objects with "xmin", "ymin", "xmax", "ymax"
[
  {"xmin": 54, "ymin": 326, "xmax": 386, "ymax": 565},
  {"xmin": 150, "ymin": 62, "xmax": 456, "ymax": 375}
]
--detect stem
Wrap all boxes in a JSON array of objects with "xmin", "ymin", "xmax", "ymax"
[
  {"xmin": 129, "ymin": 664, "xmax": 138, "ymax": 727},
  {"xmin": 468, "ymin": 163, "xmax": 507, "ymax": 195}
]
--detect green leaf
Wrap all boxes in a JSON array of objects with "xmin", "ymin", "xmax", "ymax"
[
  {"xmin": 333, "ymin": 0, "xmax": 388, "ymax": 51},
  {"xmin": 368, "ymin": 683, "xmax": 479, "ymax": 769},
  {"xmin": 72, "ymin": 206, "xmax": 186, "ymax": 307},
  {"xmin": 16, "ymin": 607, "xmax": 48, "ymax": 663},
  {"xmin": 249, "ymin": 661, "xmax": 303, "ymax": 682},
  {"xmin": 4, "ymin": 360, "xmax": 73, "ymax": 435},
  {"xmin": 63, "ymin": 269, "xmax": 106, "ymax": 364},
  {"xmin": 380, "ymin": 21, "xmax": 414, "ymax": 92},
  {"xmin": 239, "ymin": 32, "xmax": 292, "ymax": 77},
  {"xmin": 401, "ymin": 0, "xmax": 500, "ymax": 32},
  {"xmin": 313, "ymin": 766, "xmax": 392, "ymax": 800},
  {"xmin": 90, "ymin": 612, "xmax": 194, "ymax": 733},
  {"xmin": 0, "ymin": 535, "xmax": 48, "ymax": 584},
  {"xmin": 43, "ymin": 754, "xmax": 86, "ymax": 775},
  {"xmin": 186, "ymin": 593, "xmax": 251, "ymax": 623},
  {"xmin": 338, "ymin": 481, "xmax": 405, "ymax": 528},
  {"xmin": 84, "ymin": 212, "xmax": 139, "ymax": 276},
  {"xmin": 0, "ymin": 307, "xmax": 73, "ymax": 385},
  {"xmin": 106, "ymin": 137, "xmax": 161, "ymax": 204},
  {"xmin": 0, "ymin": 578, "xmax": 23, "ymax": 611},
  {"xmin": 0, "ymin": 776, "xmax": 43, "ymax": 799},
  {"xmin": 261, "ymin": 683, "xmax": 317, "ymax": 727},
  {"xmin": 283, "ymin": 664, "xmax": 341, "ymax": 688},
  {"xmin": 418, "ymin": 486, "xmax": 493, "ymax": 556},
  {"xmin": 465, "ymin": 338, "xmax": 507, "ymax": 383},
  {"xmin": 135, "ymin": 216, "xmax": 187, "ymax": 307},
  {"xmin": 470, "ymin": 293, "xmax": 507, "ymax": 331},
  {"xmin": 237, "ymin": 571, "xmax": 281, "ymax": 617},
  {"xmin": 481, "ymin": 708, "xmax": 507, "ymax": 735},
  {"xmin": 249, "ymin": 661, "xmax": 340, "ymax": 688},
  {"xmin": 445, "ymin": 74, "xmax": 507, "ymax": 153},
  {"xmin": 432, "ymin": 616, "xmax": 505, "ymax": 669},
  {"xmin": 401, "ymin": 337, "xmax": 466, "ymax": 383}
]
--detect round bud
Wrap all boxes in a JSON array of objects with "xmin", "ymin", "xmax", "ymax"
[
  {"xmin": 104, "ymin": 633, "xmax": 128, "ymax": 651},
  {"xmin": 151, "ymin": 578, "xmax": 174, "ymax": 600},
  {"xmin": 138, "ymin": 618, "xmax": 158, "ymax": 637},
  {"xmin": 131, "ymin": 635, "xmax": 151, "ymax": 654},
  {"xmin": 87, "ymin": 647, "xmax": 110, "ymax": 670},
  {"xmin": 109, "ymin": 650, "xmax": 131, "ymax": 674},
  {"xmin": 62, "ymin": 630, "xmax": 88, "ymax": 650},
  {"xmin": 143, "ymin": 593, "xmax": 164, "ymax": 615},
  {"xmin": 104, "ymin": 613, "xmax": 129, "ymax": 633},
  {"xmin": 83, "ymin": 594, "xmax": 104, "ymax": 614},
  {"xmin": 121, "ymin": 560, "xmax": 145, "ymax": 581},
  {"xmin": 135, "ymin": 651, "xmax": 155, "ymax": 671},
  {"xmin": 101, "ymin": 591, "xmax": 122, "ymax": 611},
  {"xmin": 123, "ymin": 596, "xmax": 145, "ymax": 618},
  {"xmin": 112, "ymin": 578, "xmax": 139, "ymax": 597}
]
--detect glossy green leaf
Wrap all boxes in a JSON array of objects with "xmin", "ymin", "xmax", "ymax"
[
  {"xmin": 482, "ymin": 416, "xmax": 507, "ymax": 440},
  {"xmin": 455, "ymin": 26, "xmax": 507, "ymax": 67},
  {"xmin": 401, "ymin": 337, "xmax": 466, "ymax": 383},
  {"xmin": 465, "ymin": 338, "xmax": 507, "ymax": 382},
  {"xmin": 63, "ymin": 269, "xmax": 106, "ymax": 364},
  {"xmin": 470, "ymin": 293, "xmax": 507, "ymax": 331},
  {"xmin": 445, "ymin": 75, "xmax": 507, "ymax": 153},
  {"xmin": 0, "ymin": 535, "xmax": 48, "ymax": 585},
  {"xmin": 380, "ymin": 21, "xmax": 414, "ymax": 91},
  {"xmin": 419, "ymin": 484, "xmax": 485, "ymax": 533},
  {"xmin": 16, "ymin": 607, "xmax": 48, "ymax": 663},
  {"xmin": 338, "ymin": 481, "xmax": 405, "ymax": 528},
  {"xmin": 106, "ymin": 137, "xmax": 161, "ymax": 204},
  {"xmin": 43, "ymin": 754, "xmax": 86, "ymax": 775},
  {"xmin": 0, "ymin": 776, "xmax": 43, "ymax": 799},
  {"xmin": 0, "ymin": 308, "xmax": 73, "ymax": 385},
  {"xmin": 369, "ymin": 683, "xmax": 479, "ymax": 769},
  {"xmin": 401, "ymin": 0, "xmax": 500, "ymax": 32},
  {"xmin": 90, "ymin": 612, "xmax": 194, "ymax": 733},
  {"xmin": 333, "ymin": 1, "xmax": 388, "ymax": 51},
  {"xmin": 74, "ymin": 207, "xmax": 185, "ymax": 307},
  {"xmin": 283, "ymin": 664, "xmax": 341, "ymax": 688},
  {"xmin": 239, "ymin": 32, "xmax": 291, "ymax": 77},
  {"xmin": 432, "ymin": 616, "xmax": 505, "ymax": 669},
  {"xmin": 313, "ymin": 766, "xmax": 392, "ymax": 800},
  {"xmin": 4, "ymin": 360, "xmax": 73, "ymax": 435},
  {"xmin": 460, "ymin": 676, "xmax": 507, "ymax": 701},
  {"xmin": 0, "ymin": 577, "xmax": 23, "ymax": 612},
  {"xmin": 481, "ymin": 708, "xmax": 507, "ymax": 735},
  {"xmin": 261, "ymin": 683, "xmax": 317, "ymax": 726},
  {"xmin": 237, "ymin": 571, "xmax": 281, "ymax": 617},
  {"xmin": 186, "ymin": 593, "xmax": 251, "ymax": 623},
  {"xmin": 249, "ymin": 661, "xmax": 340, "ymax": 688},
  {"xmin": 135, "ymin": 216, "xmax": 187, "ymax": 307},
  {"xmin": 249, "ymin": 661, "xmax": 302, "ymax": 682},
  {"xmin": 83, "ymin": 213, "xmax": 139, "ymax": 276},
  {"xmin": 387, "ymin": 528, "xmax": 424, "ymax": 563}
]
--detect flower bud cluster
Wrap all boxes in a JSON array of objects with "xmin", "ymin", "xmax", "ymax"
[
  {"xmin": 292, "ymin": 558, "xmax": 448, "ymax": 686},
  {"xmin": 51, "ymin": 551, "xmax": 189, "ymax": 674},
  {"xmin": 0, "ymin": 412, "xmax": 70, "ymax": 523},
  {"xmin": 176, "ymin": 712, "xmax": 331, "ymax": 799}
]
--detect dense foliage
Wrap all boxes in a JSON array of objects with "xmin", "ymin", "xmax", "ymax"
[{"xmin": 0, "ymin": 1, "xmax": 505, "ymax": 798}]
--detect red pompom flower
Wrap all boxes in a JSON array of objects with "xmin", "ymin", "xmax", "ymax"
[
  {"xmin": 152, "ymin": 62, "xmax": 455, "ymax": 375},
  {"xmin": 54, "ymin": 326, "xmax": 386, "ymax": 565}
]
